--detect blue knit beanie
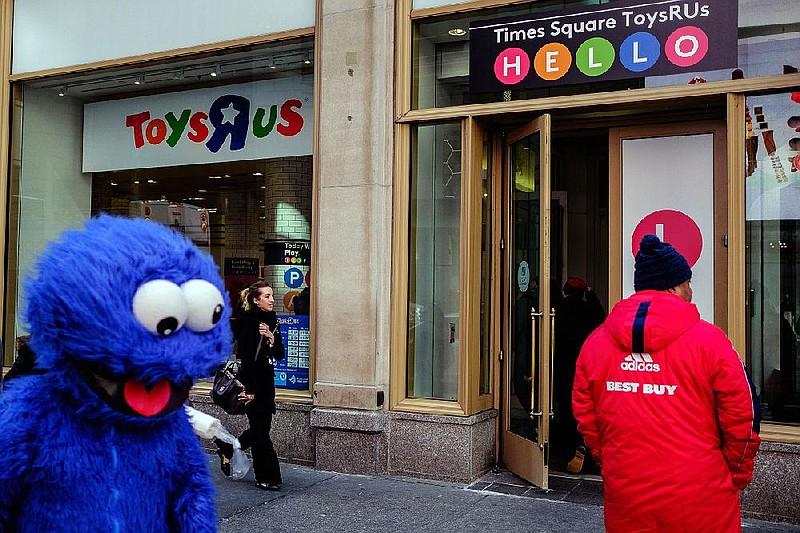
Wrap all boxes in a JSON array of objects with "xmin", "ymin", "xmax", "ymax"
[{"xmin": 634, "ymin": 235, "xmax": 692, "ymax": 292}]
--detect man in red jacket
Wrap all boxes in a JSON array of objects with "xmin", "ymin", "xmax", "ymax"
[{"xmin": 573, "ymin": 234, "xmax": 761, "ymax": 532}]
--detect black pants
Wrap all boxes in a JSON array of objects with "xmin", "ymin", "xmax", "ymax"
[{"xmin": 239, "ymin": 410, "xmax": 282, "ymax": 485}]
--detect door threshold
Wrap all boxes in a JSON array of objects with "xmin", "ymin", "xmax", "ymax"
[{"xmin": 467, "ymin": 467, "xmax": 604, "ymax": 506}]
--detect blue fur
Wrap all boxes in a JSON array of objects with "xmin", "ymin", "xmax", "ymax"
[{"xmin": 0, "ymin": 215, "xmax": 233, "ymax": 532}]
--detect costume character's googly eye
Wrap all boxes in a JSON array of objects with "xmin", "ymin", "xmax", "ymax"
[
  {"xmin": 181, "ymin": 279, "xmax": 225, "ymax": 332},
  {"xmin": 132, "ymin": 280, "xmax": 188, "ymax": 336}
]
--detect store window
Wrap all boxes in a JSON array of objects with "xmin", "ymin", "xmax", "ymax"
[
  {"xmin": 745, "ymin": 90, "xmax": 800, "ymax": 425},
  {"xmin": 407, "ymin": 122, "xmax": 462, "ymax": 401},
  {"xmin": 5, "ymin": 41, "xmax": 315, "ymax": 393},
  {"xmin": 412, "ymin": 0, "xmax": 799, "ymax": 110},
  {"xmin": 413, "ymin": 0, "xmax": 642, "ymax": 110}
]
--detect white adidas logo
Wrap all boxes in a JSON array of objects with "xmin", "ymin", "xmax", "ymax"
[{"xmin": 621, "ymin": 353, "xmax": 661, "ymax": 372}]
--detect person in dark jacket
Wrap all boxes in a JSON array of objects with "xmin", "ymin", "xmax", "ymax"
[
  {"xmin": 552, "ymin": 277, "xmax": 605, "ymax": 473},
  {"xmin": 2, "ymin": 336, "xmax": 43, "ymax": 386},
  {"xmin": 216, "ymin": 279, "xmax": 284, "ymax": 490}
]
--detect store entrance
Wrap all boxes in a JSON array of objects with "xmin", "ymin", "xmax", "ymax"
[
  {"xmin": 499, "ymin": 107, "xmax": 728, "ymax": 488},
  {"xmin": 500, "ymin": 116, "xmax": 609, "ymax": 488}
]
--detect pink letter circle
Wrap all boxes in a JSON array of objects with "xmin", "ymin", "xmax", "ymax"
[
  {"xmin": 494, "ymin": 48, "xmax": 531, "ymax": 85},
  {"xmin": 665, "ymin": 26, "xmax": 708, "ymax": 68},
  {"xmin": 631, "ymin": 210, "xmax": 703, "ymax": 267}
]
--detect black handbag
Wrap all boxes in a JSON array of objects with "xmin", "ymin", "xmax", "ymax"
[{"xmin": 210, "ymin": 360, "xmax": 247, "ymax": 415}]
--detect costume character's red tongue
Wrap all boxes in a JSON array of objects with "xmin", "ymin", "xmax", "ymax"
[{"xmin": 123, "ymin": 379, "xmax": 171, "ymax": 417}]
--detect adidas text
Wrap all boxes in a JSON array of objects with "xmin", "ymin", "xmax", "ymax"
[{"xmin": 621, "ymin": 353, "xmax": 660, "ymax": 372}]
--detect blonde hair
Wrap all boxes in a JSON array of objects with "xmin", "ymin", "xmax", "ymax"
[{"xmin": 239, "ymin": 280, "xmax": 272, "ymax": 312}]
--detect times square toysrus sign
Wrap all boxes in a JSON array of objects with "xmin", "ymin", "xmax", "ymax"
[{"xmin": 469, "ymin": 0, "xmax": 737, "ymax": 93}]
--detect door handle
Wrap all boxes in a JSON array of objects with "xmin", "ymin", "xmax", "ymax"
[
  {"xmin": 549, "ymin": 308, "xmax": 555, "ymax": 418},
  {"xmin": 529, "ymin": 307, "xmax": 542, "ymax": 419}
]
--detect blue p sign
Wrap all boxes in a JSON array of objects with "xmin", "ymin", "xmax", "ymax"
[{"xmin": 284, "ymin": 267, "xmax": 304, "ymax": 288}]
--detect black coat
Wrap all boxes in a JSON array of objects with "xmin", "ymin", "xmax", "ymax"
[{"xmin": 233, "ymin": 307, "xmax": 285, "ymax": 414}]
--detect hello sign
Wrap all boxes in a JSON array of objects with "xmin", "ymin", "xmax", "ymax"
[{"xmin": 469, "ymin": 0, "xmax": 737, "ymax": 93}]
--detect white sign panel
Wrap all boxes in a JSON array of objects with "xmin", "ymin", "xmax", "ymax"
[
  {"xmin": 13, "ymin": 0, "xmax": 315, "ymax": 74},
  {"xmin": 83, "ymin": 76, "xmax": 313, "ymax": 172},
  {"xmin": 621, "ymin": 134, "xmax": 715, "ymax": 320}
]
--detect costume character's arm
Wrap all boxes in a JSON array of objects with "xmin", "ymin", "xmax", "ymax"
[
  {"xmin": 572, "ymin": 333, "xmax": 603, "ymax": 467},
  {"xmin": 0, "ymin": 392, "xmax": 36, "ymax": 529},
  {"xmin": 169, "ymin": 416, "xmax": 217, "ymax": 532},
  {"xmin": 711, "ymin": 333, "xmax": 761, "ymax": 490}
]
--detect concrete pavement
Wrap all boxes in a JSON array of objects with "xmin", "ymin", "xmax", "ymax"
[{"xmin": 210, "ymin": 455, "xmax": 800, "ymax": 532}]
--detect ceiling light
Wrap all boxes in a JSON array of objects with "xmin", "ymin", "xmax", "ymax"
[
  {"xmin": 147, "ymin": 179, "xmax": 157, "ymax": 183},
  {"xmin": 210, "ymin": 65, "xmax": 220, "ymax": 77},
  {"xmin": 134, "ymin": 75, "xmax": 143, "ymax": 85},
  {"xmin": 110, "ymin": 181, "xmax": 118, "ymax": 186},
  {"xmin": 209, "ymin": 175, "xmax": 222, "ymax": 179},
  {"xmin": 198, "ymin": 189, "xmax": 208, "ymax": 193},
  {"xmin": 133, "ymin": 180, "xmax": 140, "ymax": 184},
  {"xmin": 448, "ymin": 28, "xmax": 467, "ymax": 36},
  {"xmin": 303, "ymin": 51, "xmax": 312, "ymax": 65},
  {"xmin": 268, "ymin": 58, "xmax": 277, "ymax": 69},
  {"xmin": 57, "ymin": 85, "xmax": 67, "ymax": 97},
  {"xmin": 253, "ymin": 172, "xmax": 263, "ymax": 176}
]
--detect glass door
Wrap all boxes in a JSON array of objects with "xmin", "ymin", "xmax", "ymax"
[{"xmin": 502, "ymin": 114, "xmax": 552, "ymax": 488}]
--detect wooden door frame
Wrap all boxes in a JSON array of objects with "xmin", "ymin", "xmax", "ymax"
[
  {"xmin": 499, "ymin": 113, "xmax": 552, "ymax": 489},
  {"xmin": 609, "ymin": 121, "xmax": 728, "ymax": 330}
]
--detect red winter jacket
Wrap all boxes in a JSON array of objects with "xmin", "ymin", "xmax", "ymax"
[{"xmin": 573, "ymin": 290, "xmax": 760, "ymax": 533}]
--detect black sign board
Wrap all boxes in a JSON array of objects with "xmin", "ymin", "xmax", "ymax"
[
  {"xmin": 224, "ymin": 257, "xmax": 260, "ymax": 276},
  {"xmin": 264, "ymin": 240, "xmax": 311, "ymax": 266},
  {"xmin": 469, "ymin": 0, "xmax": 737, "ymax": 93}
]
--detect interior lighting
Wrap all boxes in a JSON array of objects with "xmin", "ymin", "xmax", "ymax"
[
  {"xmin": 448, "ymin": 28, "xmax": 467, "ymax": 36},
  {"xmin": 210, "ymin": 65, "xmax": 220, "ymax": 77},
  {"xmin": 57, "ymin": 85, "xmax": 67, "ymax": 97},
  {"xmin": 134, "ymin": 75, "xmax": 143, "ymax": 85},
  {"xmin": 303, "ymin": 51, "xmax": 312, "ymax": 65}
]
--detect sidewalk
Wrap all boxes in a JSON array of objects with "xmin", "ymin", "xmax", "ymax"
[{"xmin": 211, "ymin": 455, "xmax": 800, "ymax": 533}]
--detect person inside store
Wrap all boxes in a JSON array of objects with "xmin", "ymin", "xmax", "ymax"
[
  {"xmin": 2, "ymin": 336, "xmax": 43, "ymax": 388},
  {"xmin": 573, "ymin": 234, "xmax": 761, "ymax": 531},
  {"xmin": 216, "ymin": 279, "xmax": 284, "ymax": 491},
  {"xmin": 552, "ymin": 277, "xmax": 605, "ymax": 474}
]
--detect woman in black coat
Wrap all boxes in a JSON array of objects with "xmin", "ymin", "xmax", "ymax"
[{"xmin": 217, "ymin": 279, "xmax": 284, "ymax": 490}]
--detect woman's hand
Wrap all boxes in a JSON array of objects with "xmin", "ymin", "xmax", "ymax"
[
  {"xmin": 238, "ymin": 391, "xmax": 255, "ymax": 404},
  {"xmin": 259, "ymin": 322, "xmax": 275, "ymax": 346}
]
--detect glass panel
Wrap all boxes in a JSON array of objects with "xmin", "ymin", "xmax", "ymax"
[
  {"xmin": 412, "ymin": 0, "xmax": 799, "ymax": 109},
  {"xmin": 408, "ymin": 122, "xmax": 462, "ymax": 400},
  {"xmin": 648, "ymin": 0, "xmax": 800, "ymax": 86},
  {"xmin": 510, "ymin": 131, "xmax": 541, "ymax": 441},
  {"xmin": 479, "ymin": 129, "xmax": 492, "ymax": 395},
  {"xmin": 5, "ymin": 40, "xmax": 315, "ymax": 394},
  {"xmin": 413, "ymin": 0, "xmax": 642, "ymax": 110},
  {"xmin": 745, "ymin": 91, "xmax": 800, "ymax": 425}
]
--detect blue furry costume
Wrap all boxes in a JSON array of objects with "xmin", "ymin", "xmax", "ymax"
[{"xmin": 0, "ymin": 215, "xmax": 232, "ymax": 532}]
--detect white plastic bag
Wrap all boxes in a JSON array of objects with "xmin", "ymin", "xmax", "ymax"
[
  {"xmin": 185, "ymin": 405, "xmax": 251, "ymax": 480},
  {"xmin": 185, "ymin": 405, "xmax": 222, "ymax": 439}
]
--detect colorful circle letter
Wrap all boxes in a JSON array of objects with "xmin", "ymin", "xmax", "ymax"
[
  {"xmin": 494, "ymin": 48, "xmax": 530, "ymax": 85},
  {"xmin": 533, "ymin": 43, "xmax": 571, "ymax": 81},
  {"xmin": 576, "ymin": 37, "xmax": 615, "ymax": 77},
  {"xmin": 620, "ymin": 32, "xmax": 660, "ymax": 73},
  {"xmin": 665, "ymin": 26, "xmax": 708, "ymax": 68}
]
